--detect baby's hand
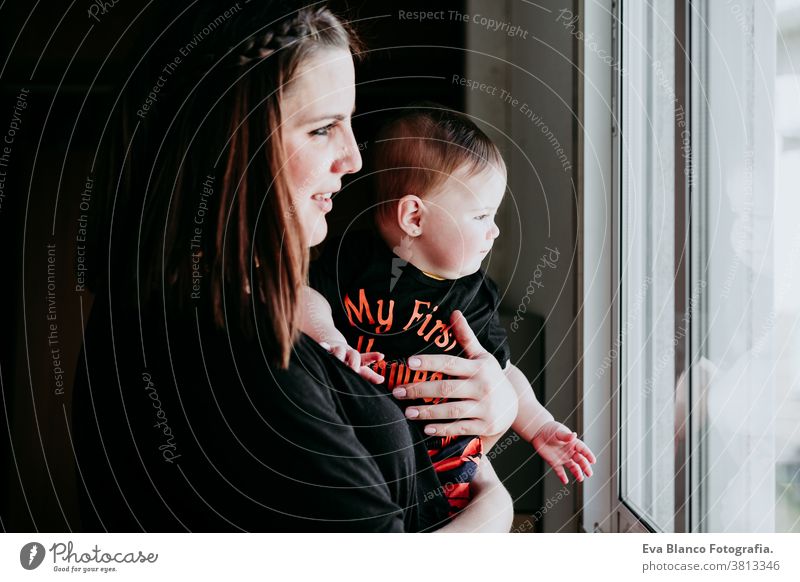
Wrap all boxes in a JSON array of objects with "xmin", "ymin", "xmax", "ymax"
[
  {"xmin": 531, "ymin": 421, "xmax": 597, "ymax": 484},
  {"xmin": 319, "ymin": 341, "xmax": 385, "ymax": 385}
]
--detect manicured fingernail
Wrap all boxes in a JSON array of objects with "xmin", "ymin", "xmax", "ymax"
[
  {"xmin": 320, "ymin": 342, "xmax": 330, "ymax": 350},
  {"xmin": 424, "ymin": 426, "xmax": 437, "ymax": 435},
  {"xmin": 408, "ymin": 357, "xmax": 421, "ymax": 368},
  {"xmin": 405, "ymin": 408, "xmax": 419, "ymax": 418},
  {"xmin": 375, "ymin": 377, "xmax": 385, "ymax": 384},
  {"xmin": 392, "ymin": 388, "xmax": 406, "ymax": 398}
]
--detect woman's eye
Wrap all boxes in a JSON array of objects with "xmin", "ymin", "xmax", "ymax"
[
  {"xmin": 475, "ymin": 214, "xmax": 489, "ymax": 220},
  {"xmin": 310, "ymin": 123, "xmax": 335, "ymax": 137}
]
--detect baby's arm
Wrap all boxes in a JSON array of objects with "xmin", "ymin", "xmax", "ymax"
[
  {"xmin": 506, "ymin": 363, "xmax": 555, "ymax": 441},
  {"xmin": 301, "ymin": 286, "xmax": 385, "ymax": 384},
  {"xmin": 505, "ymin": 363, "xmax": 596, "ymax": 484},
  {"xmin": 301, "ymin": 286, "xmax": 349, "ymax": 347}
]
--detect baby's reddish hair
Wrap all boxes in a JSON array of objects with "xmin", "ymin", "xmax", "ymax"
[{"xmin": 373, "ymin": 103, "xmax": 505, "ymax": 224}]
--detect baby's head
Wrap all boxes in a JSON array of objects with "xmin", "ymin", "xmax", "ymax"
[{"xmin": 373, "ymin": 104, "xmax": 506, "ymax": 280}]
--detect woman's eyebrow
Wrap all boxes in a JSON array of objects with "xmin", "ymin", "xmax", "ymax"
[
  {"xmin": 305, "ymin": 113, "xmax": 346, "ymax": 124},
  {"xmin": 303, "ymin": 106, "xmax": 356, "ymax": 125}
]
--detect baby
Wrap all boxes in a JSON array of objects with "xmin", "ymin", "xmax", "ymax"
[{"xmin": 304, "ymin": 104, "xmax": 595, "ymax": 515}]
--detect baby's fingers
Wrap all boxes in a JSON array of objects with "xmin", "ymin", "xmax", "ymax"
[
  {"xmin": 576, "ymin": 440, "xmax": 597, "ymax": 464},
  {"xmin": 360, "ymin": 352, "xmax": 384, "ymax": 365},
  {"xmin": 553, "ymin": 464, "xmax": 569, "ymax": 485},
  {"xmin": 344, "ymin": 348, "xmax": 361, "ymax": 373},
  {"xmin": 566, "ymin": 460, "xmax": 584, "ymax": 482},
  {"xmin": 573, "ymin": 452, "xmax": 593, "ymax": 478},
  {"xmin": 329, "ymin": 344, "xmax": 347, "ymax": 362},
  {"xmin": 557, "ymin": 429, "xmax": 577, "ymax": 443},
  {"xmin": 359, "ymin": 365, "xmax": 385, "ymax": 385}
]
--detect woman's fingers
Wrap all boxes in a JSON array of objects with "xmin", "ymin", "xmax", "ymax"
[
  {"xmin": 420, "ymin": 419, "xmax": 485, "ymax": 438},
  {"xmin": 404, "ymin": 353, "xmax": 480, "ymax": 378},
  {"xmin": 404, "ymin": 400, "xmax": 479, "ymax": 421},
  {"xmin": 398, "ymin": 312, "xmax": 486, "ymax": 376},
  {"xmin": 391, "ymin": 312, "xmax": 516, "ymax": 440},
  {"xmin": 391, "ymin": 379, "xmax": 472, "ymax": 401},
  {"xmin": 449, "ymin": 310, "xmax": 489, "ymax": 359}
]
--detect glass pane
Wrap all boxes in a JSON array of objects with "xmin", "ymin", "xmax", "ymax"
[
  {"xmin": 773, "ymin": 0, "xmax": 800, "ymax": 533},
  {"xmin": 619, "ymin": 0, "xmax": 676, "ymax": 532},
  {"xmin": 690, "ymin": 0, "xmax": 785, "ymax": 532}
]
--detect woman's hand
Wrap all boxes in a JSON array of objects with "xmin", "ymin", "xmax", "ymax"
[
  {"xmin": 320, "ymin": 341, "xmax": 385, "ymax": 384},
  {"xmin": 390, "ymin": 311, "xmax": 518, "ymax": 439}
]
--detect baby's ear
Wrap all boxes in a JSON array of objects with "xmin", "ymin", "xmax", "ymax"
[{"xmin": 397, "ymin": 194, "xmax": 424, "ymax": 237}]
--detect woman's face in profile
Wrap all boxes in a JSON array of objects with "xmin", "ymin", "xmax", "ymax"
[{"xmin": 281, "ymin": 48, "xmax": 362, "ymax": 247}]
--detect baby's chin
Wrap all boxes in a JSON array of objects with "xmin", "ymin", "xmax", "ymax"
[
  {"xmin": 450, "ymin": 260, "xmax": 484, "ymax": 279},
  {"xmin": 423, "ymin": 253, "xmax": 485, "ymax": 279}
]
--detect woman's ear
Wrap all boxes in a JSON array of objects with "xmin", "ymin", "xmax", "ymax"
[{"xmin": 396, "ymin": 195, "xmax": 425, "ymax": 237}]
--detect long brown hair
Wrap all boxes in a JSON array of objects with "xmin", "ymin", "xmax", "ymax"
[{"xmin": 98, "ymin": 3, "xmax": 360, "ymax": 368}]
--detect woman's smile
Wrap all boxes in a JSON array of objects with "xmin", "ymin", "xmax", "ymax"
[{"xmin": 311, "ymin": 191, "xmax": 334, "ymax": 213}]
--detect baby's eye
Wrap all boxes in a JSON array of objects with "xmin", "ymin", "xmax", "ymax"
[{"xmin": 310, "ymin": 123, "xmax": 336, "ymax": 137}]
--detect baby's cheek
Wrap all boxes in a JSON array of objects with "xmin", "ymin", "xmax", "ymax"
[{"xmin": 435, "ymin": 239, "xmax": 460, "ymax": 262}]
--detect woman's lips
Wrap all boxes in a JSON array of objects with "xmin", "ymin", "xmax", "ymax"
[{"xmin": 311, "ymin": 192, "xmax": 333, "ymax": 213}]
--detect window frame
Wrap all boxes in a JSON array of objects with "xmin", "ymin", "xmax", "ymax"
[
  {"xmin": 580, "ymin": 0, "xmax": 693, "ymax": 533},
  {"xmin": 613, "ymin": 0, "xmax": 692, "ymax": 534}
]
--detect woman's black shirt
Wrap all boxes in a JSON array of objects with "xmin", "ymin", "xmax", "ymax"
[{"xmin": 71, "ymin": 292, "xmax": 452, "ymax": 532}]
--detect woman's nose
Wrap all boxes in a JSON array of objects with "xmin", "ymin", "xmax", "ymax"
[
  {"xmin": 488, "ymin": 222, "xmax": 500, "ymax": 239},
  {"xmin": 332, "ymin": 126, "xmax": 362, "ymax": 175}
]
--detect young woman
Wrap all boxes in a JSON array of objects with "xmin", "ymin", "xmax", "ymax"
[{"xmin": 72, "ymin": 1, "xmax": 516, "ymax": 532}]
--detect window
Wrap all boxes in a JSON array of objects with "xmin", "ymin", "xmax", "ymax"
[
  {"xmin": 581, "ymin": 0, "xmax": 800, "ymax": 533},
  {"xmin": 619, "ymin": 0, "xmax": 677, "ymax": 532},
  {"xmin": 690, "ymin": 0, "xmax": 779, "ymax": 533}
]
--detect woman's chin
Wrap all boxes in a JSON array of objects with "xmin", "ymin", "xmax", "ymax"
[{"xmin": 308, "ymin": 221, "xmax": 328, "ymax": 247}]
